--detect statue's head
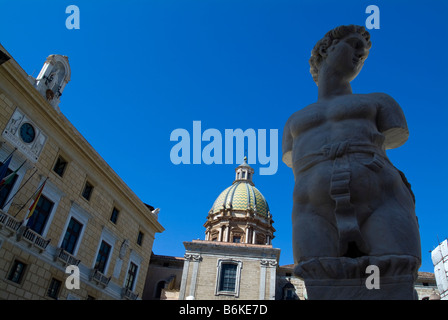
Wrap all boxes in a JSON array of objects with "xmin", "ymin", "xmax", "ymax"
[{"xmin": 309, "ymin": 25, "xmax": 372, "ymax": 85}]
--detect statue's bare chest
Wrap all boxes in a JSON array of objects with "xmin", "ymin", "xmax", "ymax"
[{"xmin": 291, "ymin": 95, "xmax": 378, "ymax": 137}]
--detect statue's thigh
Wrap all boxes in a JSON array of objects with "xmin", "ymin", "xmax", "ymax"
[
  {"xmin": 360, "ymin": 204, "xmax": 421, "ymax": 258},
  {"xmin": 292, "ymin": 207, "xmax": 339, "ymax": 260}
]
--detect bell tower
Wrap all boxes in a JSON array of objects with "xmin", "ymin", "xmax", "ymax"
[{"xmin": 34, "ymin": 54, "xmax": 71, "ymax": 110}]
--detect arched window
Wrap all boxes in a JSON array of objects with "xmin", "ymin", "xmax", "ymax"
[
  {"xmin": 282, "ymin": 283, "xmax": 298, "ymax": 300},
  {"xmin": 155, "ymin": 280, "xmax": 166, "ymax": 299},
  {"xmin": 256, "ymin": 234, "xmax": 266, "ymax": 245}
]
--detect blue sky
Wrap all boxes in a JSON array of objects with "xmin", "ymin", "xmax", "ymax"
[{"xmin": 1, "ymin": 0, "xmax": 447, "ymax": 272}]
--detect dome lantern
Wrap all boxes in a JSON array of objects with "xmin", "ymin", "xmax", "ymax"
[{"xmin": 234, "ymin": 156, "xmax": 254, "ymax": 185}]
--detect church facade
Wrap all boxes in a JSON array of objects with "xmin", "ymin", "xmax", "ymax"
[{"xmin": 179, "ymin": 159, "xmax": 280, "ymax": 300}]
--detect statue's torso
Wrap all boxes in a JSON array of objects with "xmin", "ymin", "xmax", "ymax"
[
  {"xmin": 289, "ymin": 93, "xmax": 386, "ymax": 166},
  {"xmin": 287, "ymin": 93, "xmax": 410, "ymax": 224}
]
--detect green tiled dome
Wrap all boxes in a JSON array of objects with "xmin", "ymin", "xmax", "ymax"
[{"xmin": 211, "ymin": 181, "xmax": 270, "ymax": 218}]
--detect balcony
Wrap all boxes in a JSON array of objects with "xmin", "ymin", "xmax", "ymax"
[
  {"xmin": 0, "ymin": 210, "xmax": 50, "ymax": 253},
  {"xmin": 89, "ymin": 269, "xmax": 111, "ymax": 288},
  {"xmin": 54, "ymin": 247, "xmax": 81, "ymax": 266},
  {"xmin": 16, "ymin": 226, "xmax": 51, "ymax": 253},
  {"xmin": 121, "ymin": 287, "xmax": 139, "ymax": 300},
  {"xmin": 0, "ymin": 210, "xmax": 22, "ymax": 236}
]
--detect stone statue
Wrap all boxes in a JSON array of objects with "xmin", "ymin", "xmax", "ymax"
[
  {"xmin": 282, "ymin": 25, "xmax": 421, "ymax": 299},
  {"xmin": 119, "ymin": 239, "xmax": 130, "ymax": 259}
]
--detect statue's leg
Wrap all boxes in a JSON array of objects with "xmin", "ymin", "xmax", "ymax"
[
  {"xmin": 294, "ymin": 200, "xmax": 421, "ymax": 300},
  {"xmin": 292, "ymin": 203, "xmax": 339, "ymax": 265},
  {"xmin": 360, "ymin": 202, "xmax": 421, "ymax": 260}
]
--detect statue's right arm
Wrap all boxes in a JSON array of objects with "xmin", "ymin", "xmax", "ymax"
[{"xmin": 282, "ymin": 117, "xmax": 293, "ymax": 168}]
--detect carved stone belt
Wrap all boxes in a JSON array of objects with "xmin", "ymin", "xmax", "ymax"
[{"xmin": 293, "ymin": 141, "xmax": 390, "ymax": 174}]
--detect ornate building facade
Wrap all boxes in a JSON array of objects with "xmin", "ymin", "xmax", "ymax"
[
  {"xmin": 178, "ymin": 159, "xmax": 280, "ymax": 300},
  {"xmin": 0, "ymin": 44, "xmax": 164, "ymax": 300}
]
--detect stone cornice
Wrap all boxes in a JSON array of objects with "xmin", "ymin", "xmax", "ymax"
[{"xmin": 183, "ymin": 240, "xmax": 281, "ymax": 261}]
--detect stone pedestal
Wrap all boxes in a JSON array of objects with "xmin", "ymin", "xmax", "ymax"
[{"xmin": 295, "ymin": 255, "xmax": 420, "ymax": 300}]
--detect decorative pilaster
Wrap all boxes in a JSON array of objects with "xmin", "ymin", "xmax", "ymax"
[
  {"xmin": 259, "ymin": 259, "xmax": 278, "ymax": 300},
  {"xmin": 179, "ymin": 253, "xmax": 202, "ymax": 300}
]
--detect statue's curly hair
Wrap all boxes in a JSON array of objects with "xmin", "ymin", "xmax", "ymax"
[{"xmin": 309, "ymin": 25, "xmax": 371, "ymax": 85}]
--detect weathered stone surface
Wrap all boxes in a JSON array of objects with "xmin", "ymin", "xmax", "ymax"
[{"xmin": 282, "ymin": 25, "xmax": 421, "ymax": 299}]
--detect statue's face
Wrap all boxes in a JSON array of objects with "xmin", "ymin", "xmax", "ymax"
[{"xmin": 324, "ymin": 33, "xmax": 370, "ymax": 82}]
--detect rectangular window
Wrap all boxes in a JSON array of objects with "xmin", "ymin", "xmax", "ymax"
[
  {"xmin": 110, "ymin": 207, "xmax": 119, "ymax": 224},
  {"xmin": 124, "ymin": 262, "xmax": 138, "ymax": 290},
  {"xmin": 61, "ymin": 217, "xmax": 83, "ymax": 254},
  {"xmin": 219, "ymin": 263, "xmax": 237, "ymax": 292},
  {"xmin": 233, "ymin": 236, "xmax": 241, "ymax": 243},
  {"xmin": 26, "ymin": 195, "xmax": 54, "ymax": 235},
  {"xmin": 7, "ymin": 260, "xmax": 27, "ymax": 284},
  {"xmin": 53, "ymin": 156, "xmax": 68, "ymax": 177},
  {"xmin": 137, "ymin": 231, "xmax": 144, "ymax": 246},
  {"xmin": 82, "ymin": 181, "xmax": 93, "ymax": 201},
  {"xmin": 94, "ymin": 240, "xmax": 111, "ymax": 273},
  {"xmin": 47, "ymin": 278, "xmax": 62, "ymax": 299}
]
